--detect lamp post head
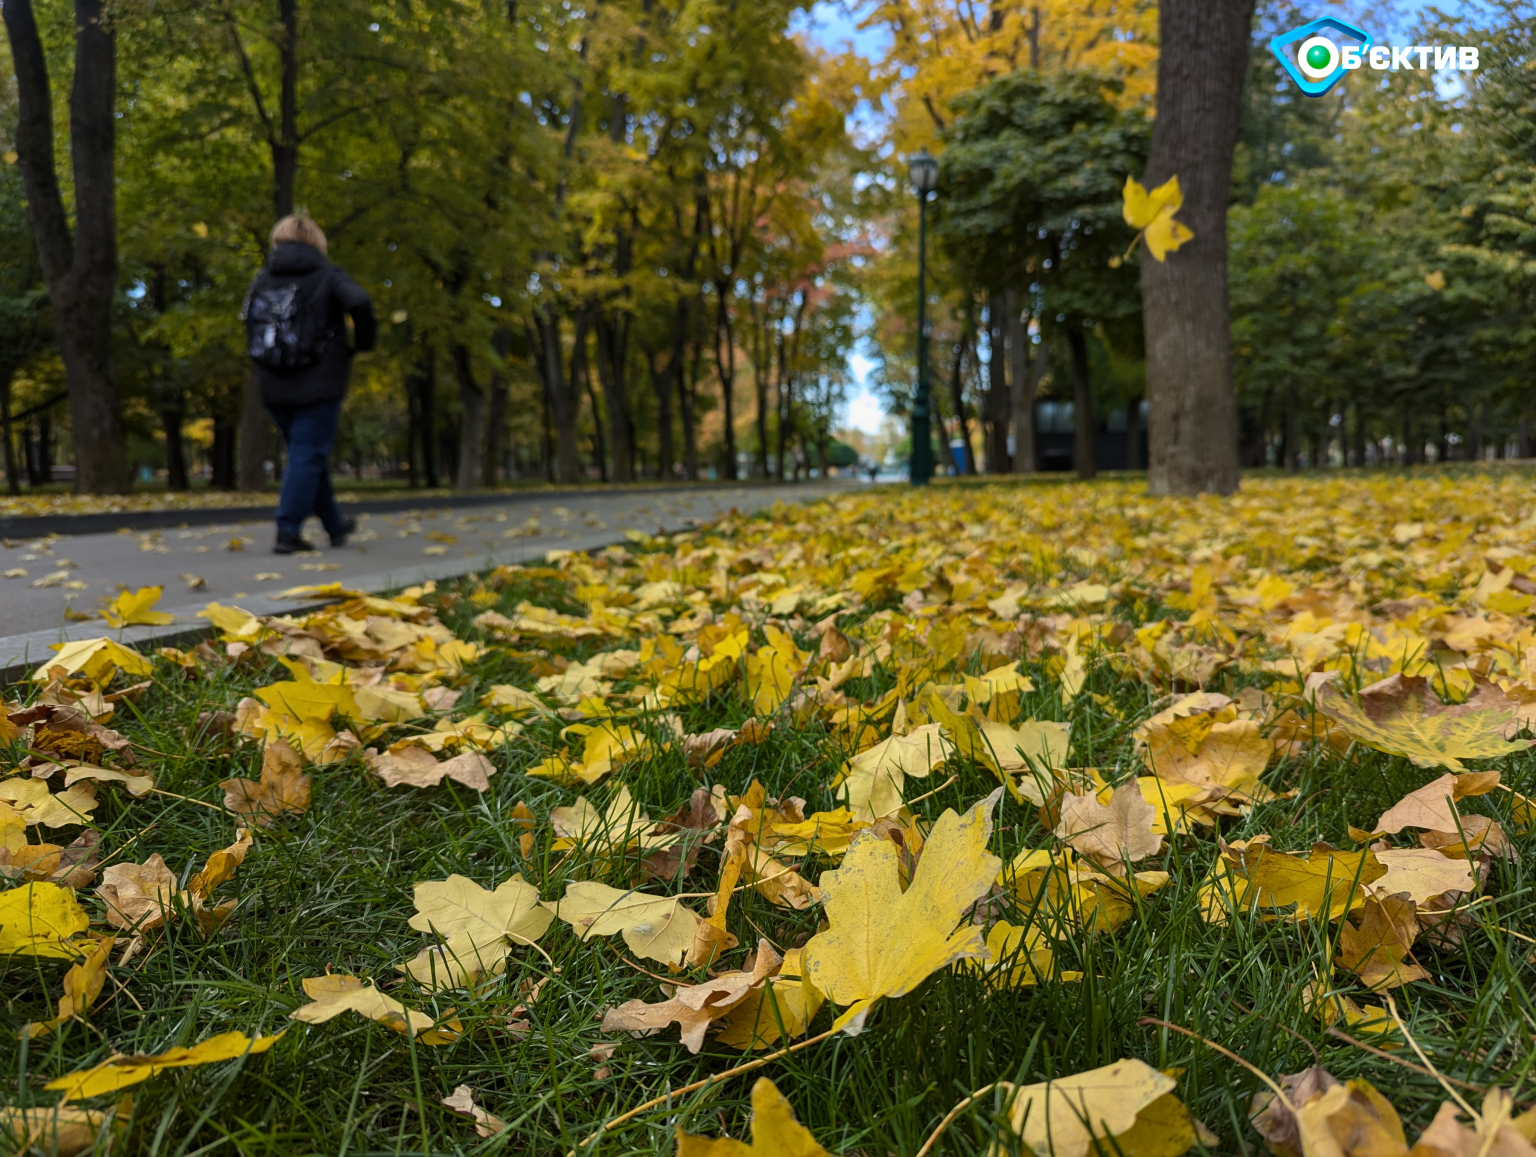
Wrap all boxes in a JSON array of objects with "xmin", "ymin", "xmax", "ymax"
[{"xmin": 909, "ymin": 148, "xmax": 938, "ymax": 197}]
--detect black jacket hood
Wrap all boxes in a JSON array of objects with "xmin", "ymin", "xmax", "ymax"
[{"xmin": 267, "ymin": 242, "xmax": 328, "ymax": 276}]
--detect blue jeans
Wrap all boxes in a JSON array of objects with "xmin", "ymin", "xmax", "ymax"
[{"xmin": 268, "ymin": 400, "xmax": 344, "ymax": 539}]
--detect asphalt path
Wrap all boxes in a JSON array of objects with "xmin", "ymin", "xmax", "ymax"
[{"xmin": 0, "ymin": 480, "xmax": 857, "ymax": 671}]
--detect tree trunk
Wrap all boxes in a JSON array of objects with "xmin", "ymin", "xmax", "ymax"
[
  {"xmin": 238, "ymin": 370, "xmax": 269, "ymax": 490},
  {"xmin": 413, "ymin": 347, "xmax": 439, "ymax": 487},
  {"xmin": 681, "ymin": 335, "xmax": 701, "ymax": 480},
  {"xmin": 1067, "ymin": 326, "xmax": 1096, "ymax": 480},
  {"xmin": 211, "ymin": 409, "xmax": 237, "ymax": 490},
  {"xmin": 712, "ymin": 286, "xmax": 738, "ymax": 479},
  {"xmin": 0, "ymin": 374, "xmax": 17, "ymax": 495},
  {"xmin": 984, "ymin": 291, "xmax": 1010, "ymax": 472},
  {"xmin": 484, "ymin": 330, "xmax": 511, "ymax": 487},
  {"xmin": 1351, "ymin": 404, "xmax": 1366, "ymax": 466},
  {"xmin": 162, "ymin": 403, "xmax": 189, "ymax": 490},
  {"xmin": 537, "ymin": 308, "xmax": 580, "ymax": 483},
  {"xmin": 573, "ymin": 317, "xmax": 606, "ymax": 481},
  {"xmin": 451, "ymin": 343, "xmax": 486, "ymax": 489},
  {"xmin": 1281, "ymin": 384, "xmax": 1297, "ymax": 471},
  {"xmin": 594, "ymin": 314, "xmax": 633, "ymax": 482},
  {"xmin": 648, "ymin": 349, "xmax": 675, "ymax": 481},
  {"xmin": 1470, "ymin": 400, "xmax": 1487, "ymax": 460},
  {"xmin": 2, "ymin": 0, "xmax": 131, "ymax": 494},
  {"xmin": 1138, "ymin": 0, "xmax": 1253, "ymax": 496},
  {"xmin": 1520, "ymin": 412, "xmax": 1531, "ymax": 459},
  {"xmin": 948, "ymin": 303, "xmax": 975, "ymax": 473},
  {"xmin": 1005, "ymin": 292, "xmax": 1036, "ymax": 474}
]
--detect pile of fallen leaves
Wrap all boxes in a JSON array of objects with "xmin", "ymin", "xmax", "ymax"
[{"xmin": 8, "ymin": 472, "xmax": 1536, "ymax": 1155}]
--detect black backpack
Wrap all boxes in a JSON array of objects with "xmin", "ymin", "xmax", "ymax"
[{"xmin": 242, "ymin": 270, "xmax": 331, "ymax": 372}]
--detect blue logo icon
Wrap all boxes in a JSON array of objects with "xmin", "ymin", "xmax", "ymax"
[{"xmin": 1270, "ymin": 18, "xmax": 1372, "ymax": 96}]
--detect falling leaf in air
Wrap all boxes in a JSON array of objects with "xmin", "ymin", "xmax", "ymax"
[
  {"xmin": 44, "ymin": 1029, "xmax": 286, "ymax": 1099},
  {"xmin": 402, "ymin": 873, "xmax": 552, "ymax": 990},
  {"xmin": 996, "ymin": 1057, "xmax": 1213, "ymax": 1157},
  {"xmin": 1314, "ymin": 675, "xmax": 1530, "ymax": 771},
  {"xmin": 101, "ymin": 586, "xmax": 175, "ymax": 629},
  {"xmin": 675, "ymin": 1077, "xmax": 830, "ymax": 1157},
  {"xmin": 1122, "ymin": 174, "xmax": 1194, "ymax": 262},
  {"xmin": 221, "ymin": 738, "xmax": 311, "ymax": 826},
  {"xmin": 803, "ymin": 789, "xmax": 1003, "ymax": 1034}
]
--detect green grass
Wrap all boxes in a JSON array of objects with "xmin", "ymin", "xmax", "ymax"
[{"xmin": 2, "ymin": 555, "xmax": 1533, "ymax": 1157}]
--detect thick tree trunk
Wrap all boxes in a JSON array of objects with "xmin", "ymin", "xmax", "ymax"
[
  {"xmin": 594, "ymin": 315, "xmax": 633, "ymax": 483},
  {"xmin": 946, "ymin": 328, "xmax": 974, "ymax": 474},
  {"xmin": 3, "ymin": 0, "xmax": 130, "ymax": 494},
  {"xmin": 1138, "ymin": 0, "xmax": 1253, "ymax": 496},
  {"xmin": 162, "ymin": 403, "xmax": 189, "ymax": 490},
  {"xmin": 1005, "ymin": 294, "xmax": 1036, "ymax": 474},
  {"xmin": 238, "ymin": 369, "xmax": 269, "ymax": 490},
  {"xmin": 1067, "ymin": 327, "xmax": 1096, "ymax": 480},
  {"xmin": 984, "ymin": 292, "xmax": 1010, "ymax": 472},
  {"xmin": 0, "ymin": 374, "xmax": 17, "ymax": 495},
  {"xmin": 648, "ymin": 349, "xmax": 675, "ymax": 481},
  {"xmin": 537, "ymin": 309, "xmax": 580, "ymax": 483},
  {"xmin": 415, "ymin": 348, "xmax": 439, "ymax": 487},
  {"xmin": 712, "ymin": 288, "xmax": 738, "ymax": 479},
  {"xmin": 1470, "ymin": 400, "xmax": 1487, "ymax": 460},
  {"xmin": 451, "ymin": 343, "xmax": 487, "ymax": 489},
  {"xmin": 572, "ymin": 317, "xmax": 606, "ymax": 481}
]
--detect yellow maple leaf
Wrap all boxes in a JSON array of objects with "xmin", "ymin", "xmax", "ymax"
[
  {"xmin": 676, "ymin": 1077, "xmax": 830, "ymax": 1157},
  {"xmin": 1315, "ymin": 675, "xmax": 1530, "ymax": 771},
  {"xmin": 0, "ymin": 881, "xmax": 90, "ymax": 957},
  {"xmin": 402, "ymin": 873, "xmax": 552, "ymax": 990},
  {"xmin": 220, "ymin": 738, "xmax": 311, "ymax": 826},
  {"xmin": 24, "ymin": 935, "xmax": 115, "ymax": 1037},
  {"xmin": 254, "ymin": 677, "xmax": 357, "ymax": 723},
  {"xmin": 32, "ymin": 637, "xmax": 154, "ymax": 684},
  {"xmin": 100, "ymin": 586, "xmax": 174, "ymax": 628},
  {"xmin": 45, "ymin": 1029, "xmax": 286, "ymax": 1099},
  {"xmin": 997, "ymin": 1058, "xmax": 1209, "ymax": 1157},
  {"xmin": 803, "ymin": 789, "xmax": 1002, "ymax": 1034},
  {"xmin": 544, "ymin": 880, "xmax": 701, "ymax": 967},
  {"xmin": 1122, "ymin": 175, "xmax": 1194, "ymax": 262},
  {"xmin": 289, "ymin": 973, "xmax": 455, "ymax": 1042}
]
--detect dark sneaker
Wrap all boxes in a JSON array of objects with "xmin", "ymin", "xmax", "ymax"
[
  {"xmin": 274, "ymin": 532, "xmax": 316, "ymax": 555},
  {"xmin": 330, "ymin": 516, "xmax": 358, "ymax": 548}
]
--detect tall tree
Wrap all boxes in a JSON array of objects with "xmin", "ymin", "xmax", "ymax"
[
  {"xmin": 1138, "ymin": 0, "xmax": 1255, "ymax": 495},
  {"xmin": 1, "ymin": 0, "xmax": 131, "ymax": 493}
]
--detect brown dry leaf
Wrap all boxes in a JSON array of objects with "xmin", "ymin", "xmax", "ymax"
[
  {"xmin": 364, "ymin": 745, "xmax": 495, "ymax": 790},
  {"xmin": 602, "ymin": 939, "xmax": 782, "ymax": 1052},
  {"xmin": 441, "ymin": 1085, "xmax": 507, "ymax": 1138},
  {"xmin": 1375, "ymin": 771, "xmax": 1500, "ymax": 835},
  {"xmin": 1335, "ymin": 894, "xmax": 1427, "ymax": 990},
  {"xmin": 0, "ymin": 1104, "xmax": 116, "ymax": 1156},
  {"xmin": 641, "ymin": 788, "xmax": 721, "ymax": 881},
  {"xmin": 97, "ymin": 854, "xmax": 178, "ymax": 931},
  {"xmin": 1054, "ymin": 782, "xmax": 1164, "ymax": 874},
  {"xmin": 221, "ymin": 738, "xmax": 311, "ymax": 826},
  {"xmin": 1316, "ymin": 675, "xmax": 1531, "ymax": 771},
  {"xmin": 1249, "ymin": 1065, "xmax": 1342, "ymax": 1157},
  {"xmin": 1414, "ymin": 1089, "xmax": 1536, "ymax": 1157},
  {"xmin": 1291, "ymin": 1080, "xmax": 1409, "ymax": 1157}
]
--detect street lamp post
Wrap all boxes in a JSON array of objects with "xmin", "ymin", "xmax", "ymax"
[{"xmin": 909, "ymin": 148, "xmax": 938, "ymax": 485}]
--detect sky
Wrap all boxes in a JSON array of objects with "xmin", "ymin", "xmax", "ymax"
[{"xmin": 816, "ymin": 0, "xmax": 1474, "ymax": 437}]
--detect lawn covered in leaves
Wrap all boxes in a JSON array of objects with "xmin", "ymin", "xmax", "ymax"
[{"xmin": 6, "ymin": 468, "xmax": 1536, "ymax": 1157}]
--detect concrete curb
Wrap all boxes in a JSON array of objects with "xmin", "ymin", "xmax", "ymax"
[
  {"xmin": 0, "ymin": 536, "xmax": 609, "ymax": 685},
  {"xmin": 0, "ymin": 479, "xmax": 820, "ymax": 539}
]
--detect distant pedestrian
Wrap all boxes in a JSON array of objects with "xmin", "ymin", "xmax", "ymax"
[{"xmin": 242, "ymin": 215, "xmax": 376, "ymax": 554}]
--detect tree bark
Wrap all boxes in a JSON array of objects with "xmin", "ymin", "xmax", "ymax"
[
  {"xmin": 594, "ymin": 314, "xmax": 633, "ymax": 482},
  {"xmin": 1005, "ymin": 293, "xmax": 1037, "ymax": 474},
  {"xmin": 2, "ymin": 0, "xmax": 131, "ymax": 494},
  {"xmin": 1470, "ymin": 400, "xmax": 1487, "ymax": 460},
  {"xmin": 648, "ymin": 349, "xmax": 675, "ymax": 481},
  {"xmin": 572, "ymin": 315, "xmax": 606, "ymax": 481},
  {"xmin": 537, "ymin": 309, "xmax": 580, "ymax": 483},
  {"xmin": 0, "ymin": 375, "xmax": 17, "ymax": 495},
  {"xmin": 1281, "ymin": 383, "xmax": 1297, "ymax": 471},
  {"xmin": 484, "ymin": 329, "xmax": 511, "ymax": 486},
  {"xmin": 984, "ymin": 291, "xmax": 1010, "ymax": 472},
  {"xmin": 1138, "ymin": 0, "xmax": 1253, "ymax": 496},
  {"xmin": 162, "ymin": 402, "xmax": 189, "ymax": 490},
  {"xmin": 1067, "ymin": 327, "xmax": 1096, "ymax": 480},
  {"xmin": 712, "ymin": 287, "xmax": 738, "ymax": 479},
  {"xmin": 681, "ymin": 335, "xmax": 701, "ymax": 480},
  {"xmin": 238, "ymin": 368, "xmax": 269, "ymax": 490},
  {"xmin": 946, "ymin": 324, "xmax": 974, "ymax": 474},
  {"xmin": 451, "ymin": 343, "xmax": 487, "ymax": 489}
]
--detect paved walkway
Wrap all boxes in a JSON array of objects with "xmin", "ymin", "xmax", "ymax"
[{"xmin": 0, "ymin": 480, "xmax": 857, "ymax": 674}]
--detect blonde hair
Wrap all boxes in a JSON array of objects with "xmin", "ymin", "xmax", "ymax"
[{"xmin": 270, "ymin": 215, "xmax": 327, "ymax": 255}]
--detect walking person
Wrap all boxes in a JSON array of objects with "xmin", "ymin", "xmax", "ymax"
[{"xmin": 242, "ymin": 215, "xmax": 376, "ymax": 554}]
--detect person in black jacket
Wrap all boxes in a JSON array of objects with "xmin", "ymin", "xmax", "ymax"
[{"xmin": 244, "ymin": 216, "xmax": 376, "ymax": 554}]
